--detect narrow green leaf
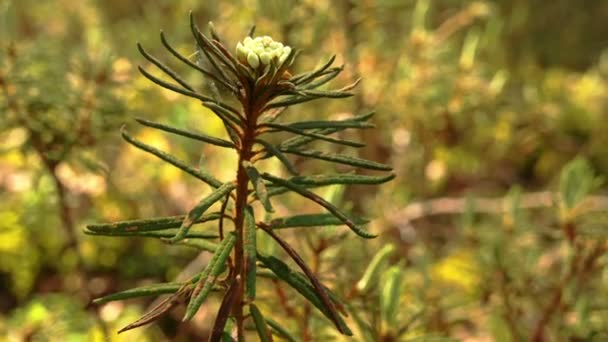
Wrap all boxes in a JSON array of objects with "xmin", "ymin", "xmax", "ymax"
[
  {"xmin": 276, "ymin": 111, "xmax": 375, "ymax": 152},
  {"xmin": 261, "ymin": 173, "xmax": 376, "ymax": 238},
  {"xmin": 291, "ymin": 55, "xmax": 336, "ymax": 85},
  {"xmin": 265, "ymin": 317, "xmax": 297, "ymax": 342},
  {"xmin": 356, "ymin": 244, "xmax": 395, "ymax": 293},
  {"xmin": 121, "ymin": 127, "xmax": 222, "ymax": 188},
  {"xmin": 288, "ymin": 173, "xmax": 396, "ymax": 187},
  {"xmin": 92, "ymin": 282, "xmax": 182, "ymax": 305},
  {"xmin": 269, "ymin": 213, "xmax": 369, "ymax": 229},
  {"xmin": 243, "ymin": 161, "xmax": 274, "ymax": 212},
  {"xmin": 168, "ymin": 182, "xmax": 235, "ymax": 243},
  {"xmin": 301, "ymin": 89, "xmax": 353, "ymax": 98},
  {"xmin": 249, "ymin": 304, "xmax": 272, "ymax": 342},
  {"xmin": 258, "ymin": 254, "xmax": 351, "ymax": 335},
  {"xmin": 259, "ymin": 227, "xmax": 351, "ymax": 334},
  {"xmin": 282, "ymin": 149, "xmax": 392, "ymax": 171},
  {"xmin": 135, "ymin": 117, "xmax": 234, "ymax": 148},
  {"xmin": 85, "ymin": 229, "xmax": 217, "ymax": 240},
  {"xmin": 286, "ymin": 119, "xmax": 374, "ymax": 130},
  {"xmin": 189, "ymin": 12, "xmax": 239, "ymax": 81},
  {"xmin": 244, "ymin": 206, "xmax": 257, "ymax": 300},
  {"xmin": 302, "ymin": 67, "xmax": 343, "ymax": 90},
  {"xmin": 261, "ymin": 122, "xmax": 365, "ymax": 148},
  {"xmin": 160, "ymin": 31, "xmax": 237, "ymax": 93},
  {"xmin": 137, "ymin": 42, "xmax": 195, "ymax": 91},
  {"xmin": 184, "ymin": 233, "xmax": 236, "ymax": 320},
  {"xmin": 86, "ymin": 212, "xmax": 222, "ymax": 234},
  {"xmin": 264, "ymin": 94, "xmax": 321, "ymax": 110},
  {"xmin": 175, "ymin": 239, "xmax": 220, "ymax": 253},
  {"xmin": 203, "ymin": 101, "xmax": 244, "ymax": 127},
  {"xmin": 138, "ymin": 65, "xmax": 216, "ymax": 103},
  {"xmin": 256, "ymin": 139, "xmax": 298, "ymax": 175}
]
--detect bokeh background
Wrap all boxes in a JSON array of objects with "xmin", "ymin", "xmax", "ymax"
[{"xmin": 2, "ymin": 0, "xmax": 608, "ymax": 341}]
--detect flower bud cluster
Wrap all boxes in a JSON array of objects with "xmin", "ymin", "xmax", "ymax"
[{"xmin": 236, "ymin": 36, "xmax": 291, "ymax": 70}]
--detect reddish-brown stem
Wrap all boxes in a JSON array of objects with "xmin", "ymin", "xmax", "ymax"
[{"xmin": 230, "ymin": 95, "xmax": 260, "ymax": 341}]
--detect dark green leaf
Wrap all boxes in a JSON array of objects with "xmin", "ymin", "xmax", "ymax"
[
  {"xmin": 282, "ymin": 149, "xmax": 392, "ymax": 171},
  {"xmin": 258, "ymin": 254, "xmax": 352, "ymax": 335},
  {"xmin": 261, "ymin": 173, "xmax": 376, "ymax": 238},
  {"xmin": 121, "ymin": 127, "xmax": 222, "ymax": 188},
  {"xmin": 244, "ymin": 206, "xmax": 257, "ymax": 300},
  {"xmin": 137, "ymin": 42, "xmax": 195, "ymax": 91},
  {"xmin": 269, "ymin": 213, "xmax": 369, "ymax": 229},
  {"xmin": 135, "ymin": 117, "xmax": 234, "ymax": 148},
  {"xmin": 93, "ymin": 283, "xmax": 182, "ymax": 305},
  {"xmin": 86, "ymin": 212, "xmax": 222, "ymax": 234},
  {"xmin": 277, "ymin": 111, "xmax": 375, "ymax": 151},
  {"xmin": 265, "ymin": 317, "xmax": 297, "ymax": 342},
  {"xmin": 288, "ymin": 173, "xmax": 395, "ymax": 187},
  {"xmin": 243, "ymin": 161, "xmax": 273, "ymax": 212},
  {"xmin": 168, "ymin": 182, "xmax": 235, "ymax": 243},
  {"xmin": 261, "ymin": 122, "xmax": 364, "ymax": 148},
  {"xmin": 85, "ymin": 229, "xmax": 217, "ymax": 240},
  {"xmin": 160, "ymin": 31, "xmax": 237, "ymax": 93},
  {"xmin": 256, "ymin": 139, "xmax": 298, "ymax": 175},
  {"xmin": 184, "ymin": 233, "xmax": 236, "ymax": 320},
  {"xmin": 249, "ymin": 304, "xmax": 272, "ymax": 342}
]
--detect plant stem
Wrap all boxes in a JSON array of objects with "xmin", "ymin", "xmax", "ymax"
[{"xmin": 231, "ymin": 107, "xmax": 256, "ymax": 341}]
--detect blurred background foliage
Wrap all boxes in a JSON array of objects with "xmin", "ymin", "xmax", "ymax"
[{"xmin": 1, "ymin": 0, "xmax": 607, "ymax": 341}]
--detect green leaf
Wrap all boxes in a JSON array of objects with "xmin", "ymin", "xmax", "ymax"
[
  {"xmin": 92, "ymin": 282, "xmax": 182, "ymax": 305},
  {"xmin": 261, "ymin": 173, "xmax": 377, "ymax": 238},
  {"xmin": 269, "ymin": 213, "xmax": 369, "ymax": 229},
  {"xmin": 559, "ymin": 157, "xmax": 601, "ymax": 211},
  {"xmin": 381, "ymin": 265, "xmax": 404, "ymax": 328},
  {"xmin": 276, "ymin": 111, "xmax": 375, "ymax": 151},
  {"xmin": 189, "ymin": 12, "xmax": 239, "ymax": 81},
  {"xmin": 256, "ymin": 139, "xmax": 298, "ymax": 175},
  {"xmin": 265, "ymin": 317, "xmax": 297, "ymax": 342},
  {"xmin": 86, "ymin": 212, "xmax": 222, "ymax": 234},
  {"xmin": 138, "ymin": 65, "xmax": 217, "ymax": 103},
  {"xmin": 137, "ymin": 42, "xmax": 195, "ymax": 92},
  {"xmin": 135, "ymin": 117, "xmax": 235, "ymax": 148},
  {"xmin": 121, "ymin": 127, "xmax": 222, "ymax": 188},
  {"xmin": 203, "ymin": 101, "xmax": 244, "ymax": 128},
  {"xmin": 291, "ymin": 55, "xmax": 336, "ymax": 85},
  {"xmin": 282, "ymin": 149, "xmax": 392, "ymax": 171},
  {"xmin": 285, "ymin": 119, "xmax": 374, "ymax": 130},
  {"xmin": 243, "ymin": 161, "xmax": 273, "ymax": 212},
  {"xmin": 85, "ymin": 229, "xmax": 217, "ymax": 240},
  {"xmin": 288, "ymin": 173, "xmax": 395, "ymax": 187},
  {"xmin": 249, "ymin": 304, "xmax": 272, "ymax": 342},
  {"xmin": 168, "ymin": 182, "xmax": 235, "ymax": 243},
  {"xmin": 160, "ymin": 31, "xmax": 237, "ymax": 93},
  {"xmin": 258, "ymin": 254, "xmax": 351, "ymax": 335},
  {"xmin": 261, "ymin": 122, "xmax": 365, "ymax": 148},
  {"xmin": 356, "ymin": 244, "xmax": 395, "ymax": 293},
  {"xmin": 184, "ymin": 233, "xmax": 236, "ymax": 321},
  {"xmin": 244, "ymin": 206, "xmax": 257, "ymax": 300},
  {"xmin": 302, "ymin": 67, "xmax": 343, "ymax": 90}
]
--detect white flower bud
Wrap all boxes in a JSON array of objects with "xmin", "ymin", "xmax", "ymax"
[
  {"xmin": 259, "ymin": 52, "xmax": 272, "ymax": 65},
  {"xmin": 247, "ymin": 51, "xmax": 260, "ymax": 68},
  {"xmin": 236, "ymin": 42, "xmax": 247, "ymax": 62},
  {"xmin": 236, "ymin": 35, "xmax": 292, "ymax": 71}
]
